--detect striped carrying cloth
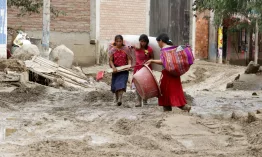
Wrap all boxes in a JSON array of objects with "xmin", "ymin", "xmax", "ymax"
[{"xmin": 160, "ymin": 45, "xmax": 194, "ymax": 76}]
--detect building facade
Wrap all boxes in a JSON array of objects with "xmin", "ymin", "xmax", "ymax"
[{"xmin": 8, "ymin": 0, "xmax": 198, "ymax": 66}]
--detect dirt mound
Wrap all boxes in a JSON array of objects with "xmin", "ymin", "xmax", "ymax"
[
  {"xmin": 84, "ymin": 90, "xmax": 114, "ymax": 102},
  {"xmin": 0, "ymin": 100, "xmax": 16, "ymax": 111},
  {"xmin": 128, "ymin": 135, "xmax": 160, "ymax": 150},
  {"xmin": 0, "ymin": 85, "xmax": 46, "ymax": 104},
  {"xmin": 111, "ymin": 118, "xmax": 136, "ymax": 135},
  {"xmin": 193, "ymin": 67, "xmax": 208, "ymax": 83},
  {"xmin": 23, "ymin": 139, "xmax": 138, "ymax": 157},
  {"xmin": 244, "ymin": 121, "xmax": 262, "ymax": 156},
  {"xmin": 82, "ymin": 90, "xmax": 138, "ymax": 108},
  {"xmin": 0, "ymin": 59, "xmax": 27, "ymax": 72},
  {"xmin": 122, "ymin": 91, "xmax": 136, "ymax": 102},
  {"xmin": 155, "ymin": 132, "xmax": 173, "ymax": 141},
  {"xmin": 22, "ymin": 140, "xmax": 94, "ymax": 157},
  {"xmin": 245, "ymin": 121, "xmax": 262, "ymax": 145}
]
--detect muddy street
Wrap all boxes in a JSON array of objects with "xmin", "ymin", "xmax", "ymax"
[{"xmin": 0, "ymin": 61, "xmax": 262, "ymax": 157}]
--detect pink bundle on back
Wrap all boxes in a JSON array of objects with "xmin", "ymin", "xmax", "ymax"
[{"xmin": 160, "ymin": 45, "xmax": 194, "ymax": 76}]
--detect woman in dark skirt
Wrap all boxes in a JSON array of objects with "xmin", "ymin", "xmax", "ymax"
[{"xmin": 109, "ymin": 35, "xmax": 132, "ymax": 106}]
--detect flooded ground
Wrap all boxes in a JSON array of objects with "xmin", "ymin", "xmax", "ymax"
[{"xmin": 0, "ymin": 60, "xmax": 262, "ymax": 157}]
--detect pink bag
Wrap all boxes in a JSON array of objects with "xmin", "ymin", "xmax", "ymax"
[{"xmin": 160, "ymin": 45, "xmax": 194, "ymax": 76}]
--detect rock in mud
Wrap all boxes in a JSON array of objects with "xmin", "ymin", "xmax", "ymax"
[
  {"xmin": 226, "ymin": 82, "xmax": 234, "ymax": 89},
  {"xmin": 234, "ymin": 74, "xmax": 240, "ymax": 81},
  {"xmin": 248, "ymin": 112, "xmax": 257, "ymax": 123},
  {"xmin": 231, "ymin": 111, "xmax": 248, "ymax": 119},
  {"xmin": 257, "ymin": 109, "xmax": 262, "ymax": 114},
  {"xmin": 252, "ymin": 92, "xmax": 258, "ymax": 96},
  {"xmin": 12, "ymin": 44, "xmax": 40, "ymax": 61},
  {"xmin": 259, "ymin": 66, "xmax": 262, "ymax": 72},
  {"xmin": 245, "ymin": 61, "xmax": 260, "ymax": 74},
  {"xmin": 184, "ymin": 92, "xmax": 194, "ymax": 106},
  {"xmin": 49, "ymin": 45, "xmax": 74, "ymax": 68}
]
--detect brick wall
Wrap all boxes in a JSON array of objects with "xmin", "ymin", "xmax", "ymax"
[
  {"xmin": 195, "ymin": 11, "xmax": 209, "ymax": 59},
  {"xmin": 8, "ymin": 0, "xmax": 90, "ymax": 33},
  {"xmin": 100, "ymin": 0, "xmax": 147, "ymax": 41}
]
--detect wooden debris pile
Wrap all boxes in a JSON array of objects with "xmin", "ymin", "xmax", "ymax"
[{"xmin": 25, "ymin": 56, "xmax": 89, "ymax": 89}]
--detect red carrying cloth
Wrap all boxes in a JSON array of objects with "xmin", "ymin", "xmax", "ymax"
[
  {"xmin": 113, "ymin": 49, "xmax": 128, "ymax": 67},
  {"xmin": 133, "ymin": 46, "xmax": 153, "ymax": 74},
  {"xmin": 158, "ymin": 69, "xmax": 187, "ymax": 107}
]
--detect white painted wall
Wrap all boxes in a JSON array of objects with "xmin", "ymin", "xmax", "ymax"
[
  {"xmin": 0, "ymin": 1, "xmax": 7, "ymax": 59},
  {"xmin": 146, "ymin": 0, "xmax": 150, "ymax": 35}
]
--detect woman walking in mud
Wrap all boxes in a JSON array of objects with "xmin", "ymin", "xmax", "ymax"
[
  {"xmin": 145, "ymin": 33, "xmax": 191, "ymax": 112},
  {"xmin": 132, "ymin": 34, "xmax": 154, "ymax": 107},
  {"xmin": 109, "ymin": 35, "xmax": 132, "ymax": 106}
]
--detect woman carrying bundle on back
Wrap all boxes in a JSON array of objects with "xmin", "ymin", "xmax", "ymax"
[{"xmin": 145, "ymin": 33, "xmax": 191, "ymax": 112}]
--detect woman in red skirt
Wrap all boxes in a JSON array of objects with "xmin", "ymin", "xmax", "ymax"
[
  {"xmin": 132, "ymin": 34, "xmax": 154, "ymax": 107},
  {"xmin": 145, "ymin": 33, "xmax": 191, "ymax": 112}
]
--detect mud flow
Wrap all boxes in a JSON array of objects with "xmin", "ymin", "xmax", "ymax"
[{"xmin": 0, "ymin": 61, "xmax": 262, "ymax": 157}]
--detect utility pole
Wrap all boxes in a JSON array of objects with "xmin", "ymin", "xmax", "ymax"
[
  {"xmin": 255, "ymin": 18, "xmax": 259, "ymax": 64},
  {"xmin": 42, "ymin": 0, "xmax": 50, "ymax": 58},
  {"xmin": 208, "ymin": 11, "xmax": 218, "ymax": 62}
]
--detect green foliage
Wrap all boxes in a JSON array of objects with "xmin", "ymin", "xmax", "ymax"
[
  {"xmin": 193, "ymin": 0, "xmax": 262, "ymax": 30},
  {"xmin": 7, "ymin": 0, "xmax": 64, "ymax": 17}
]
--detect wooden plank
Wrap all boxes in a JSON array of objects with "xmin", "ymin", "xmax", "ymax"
[
  {"xmin": 58, "ymin": 66, "xmax": 87, "ymax": 79},
  {"xmin": 33, "ymin": 57, "xmax": 87, "ymax": 79},
  {"xmin": 106, "ymin": 65, "xmax": 131, "ymax": 73},
  {"xmin": 34, "ymin": 58, "xmax": 58, "ymax": 69},
  {"xmin": 62, "ymin": 77, "xmax": 89, "ymax": 88},
  {"xmin": 35, "ymin": 57, "xmax": 58, "ymax": 67},
  {"xmin": 57, "ymin": 72, "xmax": 89, "ymax": 87},
  {"xmin": 63, "ymin": 80, "xmax": 86, "ymax": 89},
  {"xmin": 28, "ymin": 56, "xmax": 89, "ymax": 89},
  {"xmin": 57, "ymin": 67, "xmax": 87, "ymax": 80}
]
